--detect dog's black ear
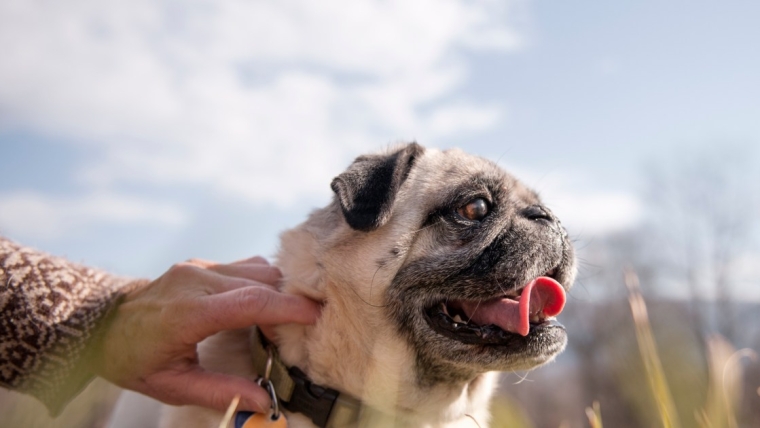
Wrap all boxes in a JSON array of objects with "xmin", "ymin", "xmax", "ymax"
[{"xmin": 331, "ymin": 143, "xmax": 425, "ymax": 232}]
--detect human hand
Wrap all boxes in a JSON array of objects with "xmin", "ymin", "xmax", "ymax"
[{"xmin": 93, "ymin": 257, "xmax": 320, "ymax": 413}]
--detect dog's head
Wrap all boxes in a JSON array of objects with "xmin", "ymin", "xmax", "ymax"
[
  {"xmin": 278, "ymin": 143, "xmax": 575, "ymax": 389},
  {"xmin": 324, "ymin": 143, "xmax": 576, "ymax": 383}
]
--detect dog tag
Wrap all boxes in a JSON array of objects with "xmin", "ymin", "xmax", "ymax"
[{"xmin": 234, "ymin": 411, "xmax": 288, "ymax": 428}]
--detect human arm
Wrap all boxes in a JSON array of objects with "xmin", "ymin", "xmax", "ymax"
[
  {"xmin": 0, "ymin": 237, "xmax": 320, "ymax": 415},
  {"xmin": 0, "ymin": 236, "xmax": 138, "ymax": 415}
]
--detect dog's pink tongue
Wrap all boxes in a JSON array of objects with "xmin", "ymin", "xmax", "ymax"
[{"xmin": 462, "ymin": 277, "xmax": 566, "ymax": 337}]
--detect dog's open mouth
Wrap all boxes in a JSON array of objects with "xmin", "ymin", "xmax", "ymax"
[{"xmin": 424, "ymin": 276, "xmax": 567, "ymax": 345}]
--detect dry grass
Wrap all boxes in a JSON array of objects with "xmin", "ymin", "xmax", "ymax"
[
  {"xmin": 218, "ymin": 395, "xmax": 240, "ymax": 428},
  {"xmin": 584, "ymin": 401, "xmax": 602, "ymax": 428},
  {"xmin": 695, "ymin": 337, "xmax": 757, "ymax": 428},
  {"xmin": 623, "ymin": 268, "xmax": 757, "ymax": 428},
  {"xmin": 624, "ymin": 268, "xmax": 682, "ymax": 428}
]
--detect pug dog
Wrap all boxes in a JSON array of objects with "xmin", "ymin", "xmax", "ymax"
[{"xmin": 161, "ymin": 143, "xmax": 575, "ymax": 428}]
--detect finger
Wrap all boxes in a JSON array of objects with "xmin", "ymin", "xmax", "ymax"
[
  {"xmin": 183, "ymin": 258, "xmax": 216, "ymax": 268},
  {"xmin": 258, "ymin": 325, "xmax": 278, "ymax": 341},
  {"xmin": 165, "ymin": 263, "xmax": 276, "ymax": 294},
  {"xmin": 190, "ymin": 287, "xmax": 322, "ymax": 339},
  {"xmin": 230, "ymin": 256, "xmax": 270, "ymax": 266},
  {"xmin": 147, "ymin": 368, "xmax": 271, "ymax": 413},
  {"xmin": 185, "ymin": 257, "xmax": 270, "ymax": 268},
  {"xmin": 206, "ymin": 263, "xmax": 282, "ymax": 287}
]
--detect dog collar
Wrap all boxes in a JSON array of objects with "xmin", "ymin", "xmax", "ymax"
[{"xmin": 249, "ymin": 328, "xmax": 363, "ymax": 428}]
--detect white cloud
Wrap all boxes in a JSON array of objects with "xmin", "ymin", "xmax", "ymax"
[
  {"xmin": 0, "ymin": 0, "xmax": 524, "ymax": 212},
  {"xmin": 0, "ymin": 192, "xmax": 187, "ymax": 240}
]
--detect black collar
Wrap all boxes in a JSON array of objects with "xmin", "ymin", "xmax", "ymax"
[{"xmin": 249, "ymin": 328, "xmax": 363, "ymax": 428}]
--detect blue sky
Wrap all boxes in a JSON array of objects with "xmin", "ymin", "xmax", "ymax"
[{"xmin": 1, "ymin": 0, "xmax": 759, "ymax": 281}]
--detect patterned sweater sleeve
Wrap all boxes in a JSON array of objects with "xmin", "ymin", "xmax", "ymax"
[{"xmin": 0, "ymin": 236, "xmax": 148, "ymax": 416}]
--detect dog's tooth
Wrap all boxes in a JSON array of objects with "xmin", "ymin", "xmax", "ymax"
[
  {"xmin": 453, "ymin": 314, "xmax": 464, "ymax": 323},
  {"xmin": 441, "ymin": 302, "xmax": 449, "ymax": 315}
]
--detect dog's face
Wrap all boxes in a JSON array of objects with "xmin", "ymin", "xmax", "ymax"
[{"xmin": 327, "ymin": 143, "xmax": 576, "ymax": 385}]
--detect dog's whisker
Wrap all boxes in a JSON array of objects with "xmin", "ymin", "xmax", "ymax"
[
  {"xmin": 369, "ymin": 265, "xmax": 381, "ymax": 305},
  {"xmin": 345, "ymin": 265, "xmax": 390, "ymax": 308},
  {"xmin": 350, "ymin": 283, "xmax": 390, "ymax": 308},
  {"xmin": 511, "ymin": 371, "xmax": 534, "ymax": 384},
  {"xmin": 408, "ymin": 221, "xmax": 439, "ymax": 236},
  {"xmin": 464, "ymin": 414, "xmax": 483, "ymax": 428},
  {"xmin": 495, "ymin": 280, "xmax": 508, "ymax": 296},
  {"xmin": 467, "ymin": 300, "xmax": 482, "ymax": 323}
]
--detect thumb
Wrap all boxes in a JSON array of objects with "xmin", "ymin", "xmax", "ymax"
[{"xmin": 148, "ymin": 368, "xmax": 273, "ymax": 413}]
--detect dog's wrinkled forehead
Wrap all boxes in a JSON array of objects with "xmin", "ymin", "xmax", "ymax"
[
  {"xmin": 409, "ymin": 148, "xmax": 542, "ymax": 215},
  {"xmin": 330, "ymin": 143, "xmax": 544, "ymax": 234}
]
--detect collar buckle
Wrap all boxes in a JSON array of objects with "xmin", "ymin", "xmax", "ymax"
[
  {"xmin": 249, "ymin": 328, "xmax": 362, "ymax": 428},
  {"xmin": 283, "ymin": 366, "xmax": 339, "ymax": 428}
]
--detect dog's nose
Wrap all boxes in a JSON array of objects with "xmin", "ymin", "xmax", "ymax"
[{"xmin": 521, "ymin": 205, "xmax": 556, "ymax": 225}]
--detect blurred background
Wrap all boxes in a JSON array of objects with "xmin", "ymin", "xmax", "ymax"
[{"xmin": 1, "ymin": 0, "xmax": 759, "ymax": 427}]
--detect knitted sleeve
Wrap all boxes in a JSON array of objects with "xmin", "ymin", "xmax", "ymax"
[{"xmin": 0, "ymin": 237, "xmax": 147, "ymax": 416}]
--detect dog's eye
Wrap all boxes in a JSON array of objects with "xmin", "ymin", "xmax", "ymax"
[{"xmin": 457, "ymin": 198, "xmax": 489, "ymax": 221}]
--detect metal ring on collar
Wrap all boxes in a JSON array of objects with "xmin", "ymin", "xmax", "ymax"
[{"xmin": 257, "ymin": 377, "xmax": 281, "ymax": 420}]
